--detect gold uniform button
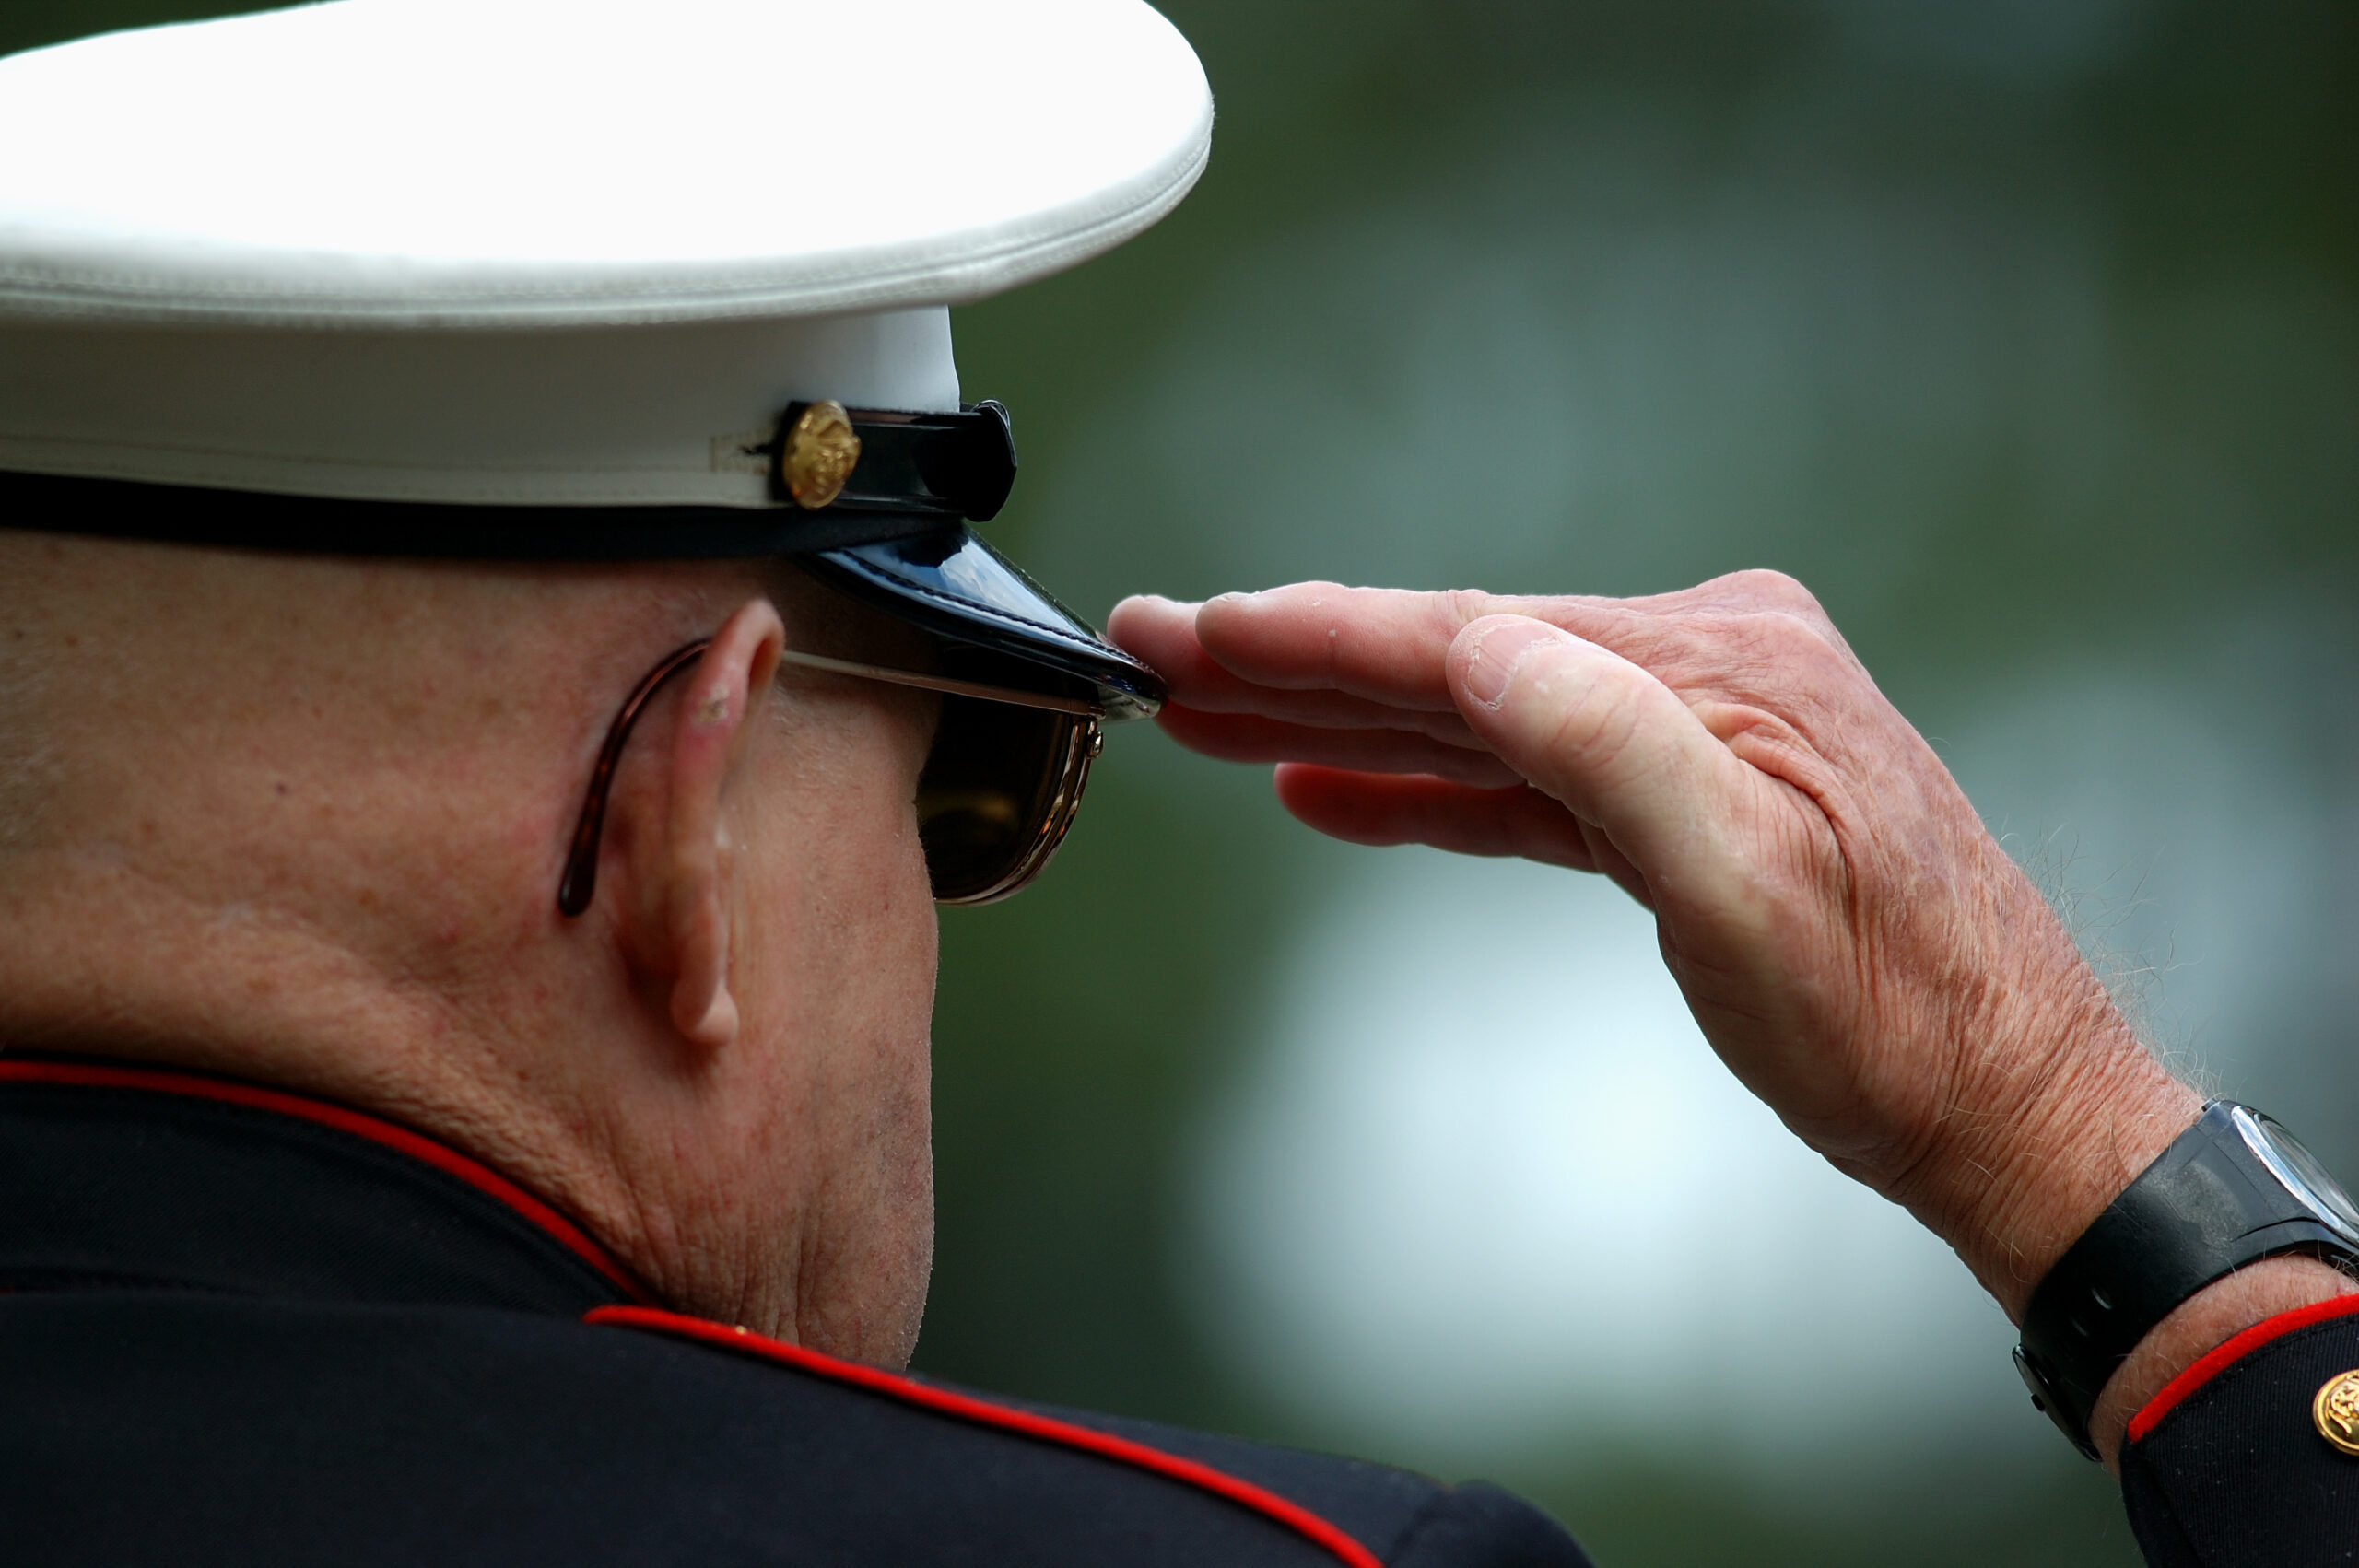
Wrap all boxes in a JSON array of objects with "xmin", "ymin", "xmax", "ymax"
[
  {"xmin": 2313, "ymin": 1370, "xmax": 2359, "ymax": 1456},
  {"xmin": 780, "ymin": 399, "xmax": 863, "ymax": 509}
]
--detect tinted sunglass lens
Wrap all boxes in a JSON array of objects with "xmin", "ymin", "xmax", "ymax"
[{"xmin": 918, "ymin": 697, "xmax": 1092, "ymax": 903}]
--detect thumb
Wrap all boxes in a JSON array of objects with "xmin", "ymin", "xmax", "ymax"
[{"xmin": 1448, "ymin": 614, "xmax": 1755, "ymax": 904}]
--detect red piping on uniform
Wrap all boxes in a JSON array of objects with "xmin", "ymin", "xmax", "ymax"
[
  {"xmin": 586, "ymin": 1305, "xmax": 1385, "ymax": 1568},
  {"xmin": 2127, "ymin": 1291, "xmax": 2359, "ymax": 1445},
  {"xmin": 0, "ymin": 1057, "xmax": 652, "ymax": 1304}
]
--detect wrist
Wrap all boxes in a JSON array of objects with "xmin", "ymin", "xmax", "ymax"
[
  {"xmin": 1968, "ymin": 1057, "xmax": 2202, "ymax": 1318},
  {"xmin": 1860, "ymin": 854, "xmax": 2201, "ymax": 1310},
  {"xmin": 1914, "ymin": 991, "xmax": 2201, "ymax": 1316}
]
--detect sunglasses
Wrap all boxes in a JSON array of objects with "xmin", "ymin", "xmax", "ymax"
[{"xmin": 557, "ymin": 637, "xmax": 1104, "ymax": 917}]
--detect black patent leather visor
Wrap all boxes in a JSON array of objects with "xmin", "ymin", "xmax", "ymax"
[{"xmin": 804, "ymin": 528, "xmax": 1164, "ymax": 722}]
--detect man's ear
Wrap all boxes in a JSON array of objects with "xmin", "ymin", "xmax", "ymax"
[{"xmin": 621, "ymin": 598, "xmax": 784, "ymax": 1049}]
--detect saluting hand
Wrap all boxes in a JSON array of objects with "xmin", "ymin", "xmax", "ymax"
[{"xmin": 1109, "ymin": 573, "xmax": 2198, "ymax": 1320}]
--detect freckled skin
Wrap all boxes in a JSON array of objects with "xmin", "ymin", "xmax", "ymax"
[
  {"xmin": 1113, "ymin": 574, "xmax": 2165, "ymax": 1291},
  {"xmin": 1108, "ymin": 572, "xmax": 2352, "ymax": 1463}
]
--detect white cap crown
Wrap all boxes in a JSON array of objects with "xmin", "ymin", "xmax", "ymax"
[{"xmin": 0, "ymin": 0, "xmax": 1211, "ymax": 507}]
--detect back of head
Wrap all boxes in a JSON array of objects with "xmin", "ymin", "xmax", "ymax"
[
  {"xmin": 0, "ymin": 526, "xmax": 745, "ymax": 1044},
  {"xmin": 0, "ymin": 0, "xmax": 1210, "ymax": 1357}
]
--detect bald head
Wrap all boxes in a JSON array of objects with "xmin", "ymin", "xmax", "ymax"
[
  {"xmin": 2, "ymin": 529, "xmax": 724, "ymax": 840},
  {"xmin": 0, "ymin": 527, "xmax": 933, "ymax": 919}
]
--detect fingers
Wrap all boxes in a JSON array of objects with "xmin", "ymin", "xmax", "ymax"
[
  {"xmin": 1112, "ymin": 592, "xmax": 1489, "ymax": 739},
  {"xmin": 1192, "ymin": 583, "xmax": 1490, "ymax": 707},
  {"xmin": 1106, "ymin": 593, "xmax": 1240, "ymax": 704},
  {"xmin": 1157, "ymin": 705, "xmax": 1528, "ymax": 787},
  {"xmin": 1272, "ymin": 765, "xmax": 1600, "ymax": 870},
  {"xmin": 1114, "ymin": 573, "xmax": 1852, "ymax": 725},
  {"xmin": 1120, "ymin": 591, "xmax": 1791, "ymax": 915},
  {"xmin": 1113, "ymin": 585, "xmax": 1488, "ymax": 711},
  {"xmin": 1448, "ymin": 614, "xmax": 1763, "ymax": 904}
]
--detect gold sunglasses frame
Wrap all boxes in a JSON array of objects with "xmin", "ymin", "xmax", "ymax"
[{"xmin": 557, "ymin": 638, "xmax": 1105, "ymax": 918}]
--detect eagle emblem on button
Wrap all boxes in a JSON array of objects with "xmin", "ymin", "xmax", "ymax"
[
  {"xmin": 780, "ymin": 400, "xmax": 863, "ymax": 509},
  {"xmin": 2313, "ymin": 1370, "xmax": 2359, "ymax": 1456}
]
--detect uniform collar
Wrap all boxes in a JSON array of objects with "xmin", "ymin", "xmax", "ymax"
[{"xmin": 0, "ymin": 1054, "xmax": 649, "ymax": 1314}]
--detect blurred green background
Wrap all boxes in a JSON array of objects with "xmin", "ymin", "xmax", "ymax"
[{"xmin": 9, "ymin": 4, "xmax": 2353, "ymax": 1563}]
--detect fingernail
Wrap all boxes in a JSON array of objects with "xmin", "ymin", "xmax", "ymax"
[{"xmin": 1461, "ymin": 620, "xmax": 1567, "ymax": 709}]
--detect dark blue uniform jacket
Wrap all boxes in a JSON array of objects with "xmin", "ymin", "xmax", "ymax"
[
  {"xmin": 0, "ymin": 1058, "xmax": 1588, "ymax": 1567},
  {"xmin": 2, "ymin": 1056, "xmax": 2351, "ymax": 1566}
]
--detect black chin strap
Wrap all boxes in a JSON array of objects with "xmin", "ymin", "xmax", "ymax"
[
  {"xmin": 3, "ymin": 399, "xmax": 1017, "ymax": 559},
  {"xmin": 0, "ymin": 470, "xmax": 955, "ymax": 560},
  {"xmin": 773, "ymin": 400, "xmax": 1017, "ymax": 521}
]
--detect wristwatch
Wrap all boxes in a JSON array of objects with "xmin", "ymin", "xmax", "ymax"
[{"xmin": 2015, "ymin": 1100, "xmax": 2359, "ymax": 1460}]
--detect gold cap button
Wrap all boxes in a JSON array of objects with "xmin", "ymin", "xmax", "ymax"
[
  {"xmin": 2314, "ymin": 1370, "xmax": 2359, "ymax": 1456},
  {"xmin": 780, "ymin": 399, "xmax": 862, "ymax": 509}
]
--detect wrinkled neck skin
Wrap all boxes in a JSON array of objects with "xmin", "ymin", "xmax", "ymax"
[{"xmin": 0, "ymin": 529, "xmax": 942, "ymax": 1367}]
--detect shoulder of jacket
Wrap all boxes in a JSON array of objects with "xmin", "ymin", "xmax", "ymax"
[{"xmin": 586, "ymin": 1305, "xmax": 1589, "ymax": 1568}]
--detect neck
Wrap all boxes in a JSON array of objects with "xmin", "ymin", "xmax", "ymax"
[
  {"xmin": 0, "ymin": 828, "xmax": 901, "ymax": 1361},
  {"xmin": 0, "ymin": 842, "xmax": 655, "ymax": 1289}
]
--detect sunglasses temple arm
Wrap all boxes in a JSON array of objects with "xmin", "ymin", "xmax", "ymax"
[
  {"xmin": 772, "ymin": 648, "xmax": 1103, "ymax": 718},
  {"xmin": 557, "ymin": 638, "xmax": 712, "ymax": 918}
]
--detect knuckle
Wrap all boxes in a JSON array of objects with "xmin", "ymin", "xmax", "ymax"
[
  {"xmin": 1650, "ymin": 570, "xmax": 1835, "ymax": 649},
  {"xmin": 1688, "ymin": 572, "xmax": 1850, "ymax": 668},
  {"xmin": 1441, "ymin": 587, "xmax": 1499, "ymax": 627},
  {"xmin": 1727, "ymin": 568, "xmax": 1825, "ymax": 616},
  {"xmin": 1757, "ymin": 607, "xmax": 1839, "ymax": 658}
]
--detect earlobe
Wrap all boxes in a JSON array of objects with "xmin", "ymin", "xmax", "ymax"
[{"xmin": 629, "ymin": 598, "xmax": 784, "ymax": 1050}]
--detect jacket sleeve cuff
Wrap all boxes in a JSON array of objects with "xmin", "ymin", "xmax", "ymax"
[{"xmin": 2119, "ymin": 1293, "xmax": 2359, "ymax": 1567}]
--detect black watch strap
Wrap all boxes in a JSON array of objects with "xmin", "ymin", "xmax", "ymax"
[{"xmin": 2015, "ymin": 1101, "xmax": 2359, "ymax": 1460}]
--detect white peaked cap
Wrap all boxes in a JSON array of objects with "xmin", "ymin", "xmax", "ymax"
[{"xmin": 0, "ymin": 0, "xmax": 1212, "ymax": 508}]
